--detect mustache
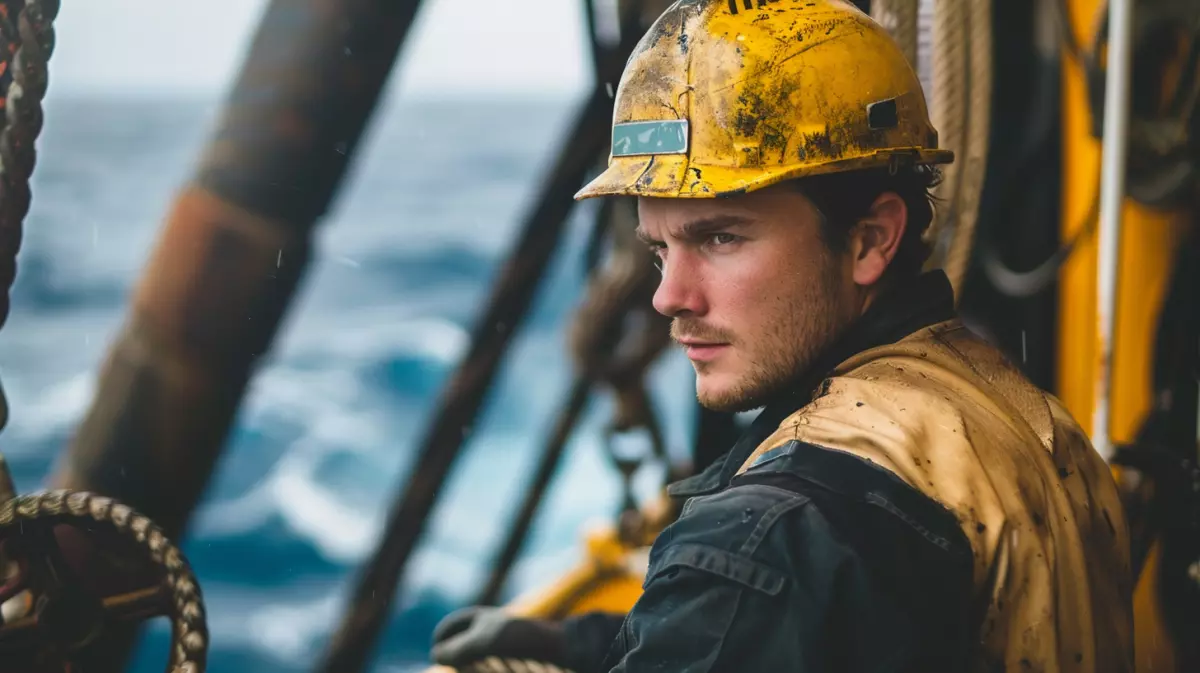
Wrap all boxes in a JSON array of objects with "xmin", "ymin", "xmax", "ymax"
[{"xmin": 670, "ymin": 319, "xmax": 734, "ymax": 344}]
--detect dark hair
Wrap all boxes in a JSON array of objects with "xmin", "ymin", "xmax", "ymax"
[{"xmin": 794, "ymin": 164, "xmax": 943, "ymax": 280}]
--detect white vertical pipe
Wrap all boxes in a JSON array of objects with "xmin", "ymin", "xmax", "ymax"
[{"xmin": 1093, "ymin": 0, "xmax": 1136, "ymax": 461}]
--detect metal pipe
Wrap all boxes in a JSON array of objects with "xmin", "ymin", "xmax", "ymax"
[
  {"xmin": 1093, "ymin": 0, "xmax": 1135, "ymax": 460},
  {"xmin": 314, "ymin": 86, "xmax": 615, "ymax": 673}
]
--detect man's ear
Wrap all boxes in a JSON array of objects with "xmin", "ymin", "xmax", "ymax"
[{"xmin": 848, "ymin": 191, "xmax": 907, "ymax": 286}]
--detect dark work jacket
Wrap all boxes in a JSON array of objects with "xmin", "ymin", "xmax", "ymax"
[{"xmin": 561, "ymin": 271, "xmax": 976, "ymax": 673}]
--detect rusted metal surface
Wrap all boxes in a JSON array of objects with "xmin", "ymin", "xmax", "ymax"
[
  {"xmin": 42, "ymin": 1, "xmax": 425, "ymax": 669},
  {"xmin": 58, "ymin": 191, "xmax": 316, "ymax": 533},
  {"xmin": 52, "ymin": 0, "xmax": 425, "ymax": 542}
]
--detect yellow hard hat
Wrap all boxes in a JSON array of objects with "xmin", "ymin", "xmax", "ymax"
[{"xmin": 575, "ymin": 0, "xmax": 953, "ymax": 201}]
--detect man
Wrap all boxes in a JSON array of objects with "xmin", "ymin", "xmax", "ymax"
[{"xmin": 433, "ymin": 1, "xmax": 1133, "ymax": 671}]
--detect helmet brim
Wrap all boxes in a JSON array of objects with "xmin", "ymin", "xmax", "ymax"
[{"xmin": 575, "ymin": 148, "xmax": 955, "ymax": 201}]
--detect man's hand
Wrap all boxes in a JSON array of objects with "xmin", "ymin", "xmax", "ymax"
[{"xmin": 431, "ymin": 606, "xmax": 570, "ymax": 669}]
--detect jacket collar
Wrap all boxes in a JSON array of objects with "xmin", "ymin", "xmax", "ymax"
[{"xmin": 667, "ymin": 270, "xmax": 958, "ymax": 498}]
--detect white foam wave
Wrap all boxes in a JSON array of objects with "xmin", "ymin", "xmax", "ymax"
[{"xmin": 270, "ymin": 448, "xmax": 380, "ymax": 563}]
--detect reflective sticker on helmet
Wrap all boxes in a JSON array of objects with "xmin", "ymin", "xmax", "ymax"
[{"xmin": 611, "ymin": 120, "xmax": 689, "ymax": 157}]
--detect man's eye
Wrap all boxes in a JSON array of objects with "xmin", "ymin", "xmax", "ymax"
[
  {"xmin": 709, "ymin": 233, "xmax": 738, "ymax": 246},
  {"xmin": 649, "ymin": 246, "xmax": 666, "ymax": 272}
]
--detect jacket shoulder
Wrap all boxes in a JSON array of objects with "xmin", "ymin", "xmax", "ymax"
[{"xmin": 651, "ymin": 441, "xmax": 973, "ymax": 598}]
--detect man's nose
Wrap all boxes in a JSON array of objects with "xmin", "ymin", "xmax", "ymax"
[{"xmin": 652, "ymin": 253, "xmax": 707, "ymax": 318}]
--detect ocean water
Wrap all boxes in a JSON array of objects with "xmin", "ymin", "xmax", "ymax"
[{"xmin": 0, "ymin": 93, "xmax": 699, "ymax": 672}]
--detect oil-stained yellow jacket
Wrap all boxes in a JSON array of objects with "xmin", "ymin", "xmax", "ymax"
[{"xmin": 736, "ymin": 318, "xmax": 1134, "ymax": 672}]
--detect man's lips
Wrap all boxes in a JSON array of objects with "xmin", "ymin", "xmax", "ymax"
[{"xmin": 677, "ymin": 339, "xmax": 729, "ymax": 362}]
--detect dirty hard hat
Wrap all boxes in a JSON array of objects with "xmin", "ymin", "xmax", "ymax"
[{"xmin": 575, "ymin": 0, "xmax": 954, "ymax": 201}]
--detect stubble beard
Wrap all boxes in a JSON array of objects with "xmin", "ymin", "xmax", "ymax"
[{"xmin": 691, "ymin": 262, "xmax": 846, "ymax": 413}]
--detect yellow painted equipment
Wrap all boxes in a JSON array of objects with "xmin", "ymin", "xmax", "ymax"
[{"xmin": 1058, "ymin": 0, "xmax": 1196, "ymax": 670}]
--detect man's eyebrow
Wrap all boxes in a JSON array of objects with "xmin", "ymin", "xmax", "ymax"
[
  {"xmin": 634, "ymin": 226, "xmax": 660, "ymax": 246},
  {"xmin": 635, "ymin": 215, "xmax": 753, "ymax": 246},
  {"xmin": 679, "ymin": 215, "xmax": 754, "ymax": 239}
]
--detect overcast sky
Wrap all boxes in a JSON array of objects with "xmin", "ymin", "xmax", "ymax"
[{"xmin": 51, "ymin": 0, "xmax": 593, "ymax": 97}]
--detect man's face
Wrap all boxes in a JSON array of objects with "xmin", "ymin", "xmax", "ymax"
[{"xmin": 637, "ymin": 184, "xmax": 860, "ymax": 412}]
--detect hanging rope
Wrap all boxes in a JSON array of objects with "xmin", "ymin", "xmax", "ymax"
[
  {"xmin": 939, "ymin": 0, "xmax": 992, "ymax": 295},
  {"xmin": 870, "ymin": 0, "xmax": 920, "ymax": 68},
  {"xmin": 926, "ymin": 0, "xmax": 965, "ymax": 270},
  {"xmin": 925, "ymin": 0, "xmax": 992, "ymax": 299},
  {"xmin": 0, "ymin": 0, "xmax": 56, "ymax": 331},
  {"xmin": 0, "ymin": 0, "xmax": 54, "ymax": 436}
]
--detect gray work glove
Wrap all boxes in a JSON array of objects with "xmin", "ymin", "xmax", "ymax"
[{"xmin": 431, "ymin": 606, "xmax": 571, "ymax": 669}]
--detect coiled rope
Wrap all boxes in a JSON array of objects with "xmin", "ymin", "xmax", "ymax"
[
  {"xmin": 0, "ymin": 489, "xmax": 208, "ymax": 673},
  {"xmin": 927, "ymin": 0, "xmax": 993, "ymax": 300}
]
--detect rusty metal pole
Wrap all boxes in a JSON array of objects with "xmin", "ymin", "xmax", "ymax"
[
  {"xmin": 52, "ymin": 0, "xmax": 425, "ymax": 546},
  {"xmin": 43, "ymin": 0, "xmax": 426, "ymax": 668}
]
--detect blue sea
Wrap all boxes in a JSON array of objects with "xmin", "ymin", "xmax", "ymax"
[{"xmin": 0, "ymin": 92, "xmax": 700, "ymax": 672}]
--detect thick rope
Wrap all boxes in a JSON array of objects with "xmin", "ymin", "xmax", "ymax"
[
  {"xmin": 460, "ymin": 658, "xmax": 573, "ymax": 673},
  {"xmin": 870, "ymin": 0, "xmax": 920, "ymax": 68},
  {"xmin": 926, "ymin": 0, "xmax": 966, "ymax": 277},
  {"xmin": 0, "ymin": 490, "xmax": 208, "ymax": 673},
  {"xmin": 926, "ymin": 0, "xmax": 993, "ymax": 299},
  {"xmin": 0, "ymin": 0, "xmax": 57, "ymax": 330},
  {"xmin": 939, "ymin": 0, "xmax": 992, "ymax": 296}
]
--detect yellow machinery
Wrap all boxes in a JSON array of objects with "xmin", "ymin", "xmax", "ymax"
[{"xmin": 1059, "ymin": 0, "xmax": 1196, "ymax": 669}]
